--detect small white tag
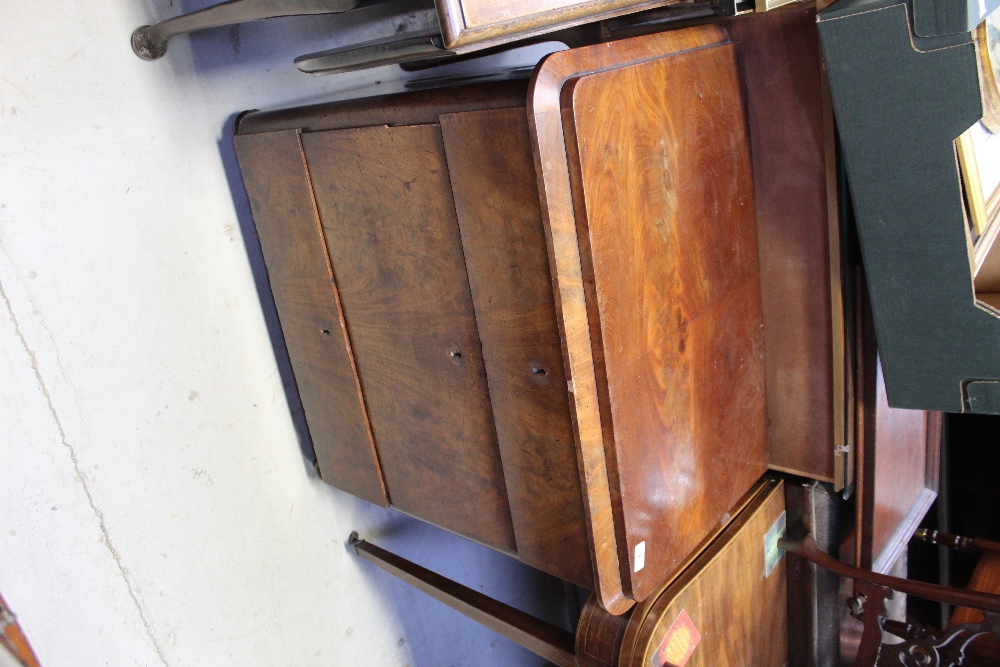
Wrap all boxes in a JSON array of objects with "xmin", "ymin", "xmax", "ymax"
[{"xmin": 634, "ymin": 541, "xmax": 646, "ymax": 572}]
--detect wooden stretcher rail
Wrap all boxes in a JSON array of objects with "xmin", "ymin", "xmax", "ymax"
[
  {"xmin": 782, "ymin": 535, "xmax": 1000, "ymax": 614},
  {"xmin": 349, "ymin": 533, "xmax": 578, "ymax": 667}
]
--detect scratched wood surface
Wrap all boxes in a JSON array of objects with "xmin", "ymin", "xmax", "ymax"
[
  {"xmin": 302, "ymin": 124, "xmax": 517, "ymax": 551},
  {"xmin": 729, "ymin": 5, "xmax": 843, "ymax": 484},
  {"xmin": 234, "ymin": 129, "xmax": 387, "ymax": 506},
  {"xmin": 528, "ymin": 27, "xmax": 740, "ymax": 614},
  {"xmin": 440, "ymin": 107, "xmax": 592, "ymax": 587},
  {"xmin": 565, "ymin": 31, "xmax": 767, "ymax": 602},
  {"xmin": 623, "ymin": 478, "xmax": 786, "ymax": 667},
  {"xmin": 575, "ymin": 478, "xmax": 786, "ymax": 667}
]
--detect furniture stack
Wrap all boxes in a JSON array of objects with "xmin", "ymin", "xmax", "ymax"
[{"xmin": 133, "ymin": 0, "xmax": 1000, "ymax": 662}]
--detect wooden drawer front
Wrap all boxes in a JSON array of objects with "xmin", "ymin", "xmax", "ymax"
[
  {"xmin": 440, "ymin": 108, "xmax": 591, "ymax": 587},
  {"xmin": 234, "ymin": 129, "xmax": 387, "ymax": 507},
  {"xmin": 302, "ymin": 123, "xmax": 517, "ymax": 552}
]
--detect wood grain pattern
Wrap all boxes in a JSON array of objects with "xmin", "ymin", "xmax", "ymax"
[
  {"xmin": 575, "ymin": 479, "xmax": 785, "ymax": 667},
  {"xmin": 566, "ymin": 34, "xmax": 767, "ymax": 601},
  {"xmin": 621, "ymin": 479, "xmax": 787, "ymax": 667},
  {"xmin": 302, "ymin": 124, "xmax": 517, "ymax": 551},
  {"xmin": 576, "ymin": 594, "xmax": 630, "ymax": 666},
  {"xmin": 978, "ymin": 292, "xmax": 1000, "ymax": 311},
  {"xmin": 855, "ymin": 279, "xmax": 939, "ymax": 572},
  {"xmin": 439, "ymin": 108, "xmax": 592, "ymax": 587},
  {"xmin": 867, "ymin": 357, "xmax": 934, "ymax": 571},
  {"xmin": 234, "ymin": 129, "xmax": 387, "ymax": 506},
  {"xmin": 728, "ymin": 5, "xmax": 843, "ymax": 484},
  {"xmin": 528, "ymin": 24, "xmax": 739, "ymax": 615}
]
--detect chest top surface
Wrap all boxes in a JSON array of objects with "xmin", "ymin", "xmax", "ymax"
[{"xmin": 529, "ymin": 25, "xmax": 768, "ymax": 608}]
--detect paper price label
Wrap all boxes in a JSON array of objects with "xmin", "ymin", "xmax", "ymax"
[{"xmin": 651, "ymin": 609, "xmax": 701, "ymax": 667}]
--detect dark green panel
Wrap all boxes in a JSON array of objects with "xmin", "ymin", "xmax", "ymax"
[{"xmin": 818, "ymin": 0, "xmax": 1000, "ymax": 414}]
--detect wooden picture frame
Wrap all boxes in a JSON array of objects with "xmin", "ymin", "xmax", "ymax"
[
  {"xmin": 957, "ymin": 124, "xmax": 1000, "ymax": 309},
  {"xmin": 957, "ymin": 3, "xmax": 1000, "ymax": 239},
  {"xmin": 957, "ymin": 125, "xmax": 1000, "ymax": 239},
  {"xmin": 955, "ymin": 123, "xmax": 1000, "ymax": 309},
  {"xmin": 957, "ymin": 12, "xmax": 1000, "ymax": 307}
]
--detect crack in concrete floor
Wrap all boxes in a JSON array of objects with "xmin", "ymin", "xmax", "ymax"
[{"xmin": 0, "ymin": 276, "xmax": 170, "ymax": 667}]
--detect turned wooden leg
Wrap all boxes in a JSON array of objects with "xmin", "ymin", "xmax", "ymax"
[
  {"xmin": 348, "ymin": 532, "xmax": 578, "ymax": 667},
  {"xmin": 131, "ymin": 0, "xmax": 361, "ymax": 60}
]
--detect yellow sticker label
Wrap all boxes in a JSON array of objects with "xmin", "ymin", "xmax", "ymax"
[{"xmin": 652, "ymin": 609, "xmax": 701, "ymax": 667}]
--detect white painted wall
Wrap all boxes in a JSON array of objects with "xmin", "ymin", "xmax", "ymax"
[{"xmin": 0, "ymin": 2, "xmax": 570, "ymax": 665}]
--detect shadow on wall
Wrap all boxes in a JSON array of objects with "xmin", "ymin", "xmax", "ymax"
[
  {"xmin": 216, "ymin": 116, "xmax": 317, "ymax": 467},
  {"xmin": 139, "ymin": 1, "xmax": 415, "ymax": 464},
  {"xmin": 142, "ymin": 0, "xmax": 417, "ymax": 465},
  {"xmin": 140, "ymin": 0, "xmax": 357, "ymax": 72}
]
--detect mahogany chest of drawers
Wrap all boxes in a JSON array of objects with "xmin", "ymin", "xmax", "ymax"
[{"xmin": 235, "ymin": 25, "xmax": 771, "ymax": 614}]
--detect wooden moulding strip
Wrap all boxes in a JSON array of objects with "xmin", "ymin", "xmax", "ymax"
[
  {"xmin": 822, "ymin": 53, "xmax": 849, "ymax": 492},
  {"xmin": 526, "ymin": 24, "xmax": 729, "ymax": 616}
]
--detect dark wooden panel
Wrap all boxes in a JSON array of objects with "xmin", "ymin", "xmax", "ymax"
[
  {"xmin": 439, "ymin": 107, "xmax": 592, "ymax": 587},
  {"xmin": 866, "ymin": 357, "xmax": 934, "ymax": 571},
  {"xmin": 575, "ymin": 595, "xmax": 628, "ymax": 667},
  {"xmin": 301, "ymin": 124, "xmax": 517, "ymax": 551},
  {"xmin": 729, "ymin": 5, "xmax": 843, "ymax": 484},
  {"xmin": 855, "ymin": 277, "xmax": 938, "ymax": 571},
  {"xmin": 234, "ymin": 129, "xmax": 387, "ymax": 506},
  {"xmin": 529, "ymin": 24, "xmax": 735, "ymax": 615},
  {"xmin": 566, "ymin": 37, "xmax": 767, "ymax": 602}
]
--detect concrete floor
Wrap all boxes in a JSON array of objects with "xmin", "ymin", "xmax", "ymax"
[{"xmin": 0, "ymin": 2, "xmax": 570, "ymax": 665}]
